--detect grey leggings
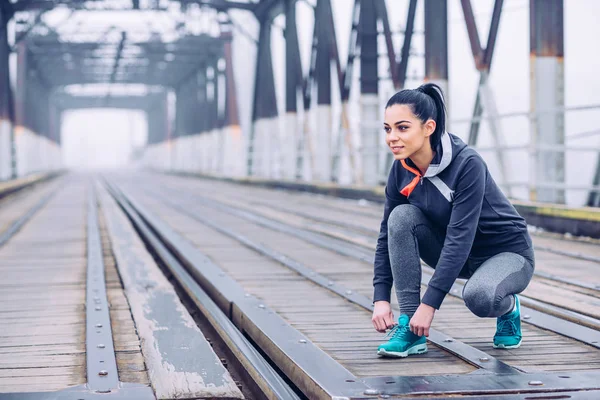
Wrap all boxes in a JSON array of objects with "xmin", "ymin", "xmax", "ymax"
[{"xmin": 388, "ymin": 204, "xmax": 535, "ymax": 318}]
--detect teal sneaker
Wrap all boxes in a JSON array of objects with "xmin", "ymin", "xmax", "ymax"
[
  {"xmin": 493, "ymin": 295, "xmax": 522, "ymax": 349},
  {"xmin": 377, "ymin": 314, "xmax": 427, "ymax": 358}
]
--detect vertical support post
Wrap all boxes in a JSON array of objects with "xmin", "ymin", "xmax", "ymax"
[
  {"xmin": 198, "ymin": 66, "xmax": 208, "ymax": 172},
  {"xmin": 209, "ymin": 59, "xmax": 219, "ymax": 172},
  {"xmin": 284, "ymin": 0, "xmax": 301, "ymax": 179},
  {"xmin": 313, "ymin": 0, "xmax": 334, "ymax": 182},
  {"xmin": 185, "ymin": 72, "xmax": 199, "ymax": 172},
  {"xmin": 173, "ymin": 86, "xmax": 182, "ymax": 171},
  {"xmin": 530, "ymin": 0, "xmax": 564, "ymax": 203},
  {"xmin": 0, "ymin": 7, "xmax": 14, "ymax": 180},
  {"xmin": 15, "ymin": 41, "xmax": 28, "ymax": 177},
  {"xmin": 248, "ymin": 16, "xmax": 278, "ymax": 177},
  {"xmin": 424, "ymin": 0, "xmax": 448, "ymax": 101},
  {"xmin": 359, "ymin": 1, "xmax": 379, "ymax": 185},
  {"xmin": 297, "ymin": 4, "xmax": 319, "ymax": 179},
  {"xmin": 222, "ymin": 27, "xmax": 242, "ymax": 176},
  {"xmin": 332, "ymin": 0, "xmax": 360, "ymax": 183}
]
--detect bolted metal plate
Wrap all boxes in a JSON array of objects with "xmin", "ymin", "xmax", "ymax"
[{"xmin": 86, "ymin": 185, "xmax": 119, "ymax": 393}]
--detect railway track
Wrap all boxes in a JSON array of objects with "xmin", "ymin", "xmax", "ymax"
[{"xmin": 1, "ymin": 172, "xmax": 599, "ymax": 399}]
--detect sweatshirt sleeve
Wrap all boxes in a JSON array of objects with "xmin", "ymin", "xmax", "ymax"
[
  {"xmin": 373, "ymin": 163, "xmax": 409, "ymax": 303},
  {"xmin": 421, "ymin": 156, "xmax": 486, "ymax": 309}
]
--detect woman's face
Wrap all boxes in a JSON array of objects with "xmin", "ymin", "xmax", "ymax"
[{"xmin": 384, "ymin": 104, "xmax": 435, "ymax": 161}]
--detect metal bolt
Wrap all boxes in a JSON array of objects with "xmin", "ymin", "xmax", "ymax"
[
  {"xmin": 244, "ymin": 293, "xmax": 250, "ymax": 297},
  {"xmin": 328, "ymin": 281, "xmax": 334, "ymax": 286},
  {"xmin": 98, "ymin": 370, "xmax": 108, "ymax": 376},
  {"xmin": 528, "ymin": 380, "xmax": 544, "ymax": 386},
  {"xmin": 523, "ymin": 315, "xmax": 531, "ymax": 320},
  {"xmin": 95, "ymin": 307, "xmax": 101, "ymax": 311},
  {"xmin": 258, "ymin": 304, "xmax": 265, "ymax": 309},
  {"xmin": 220, "ymin": 358, "xmax": 228, "ymax": 369},
  {"xmin": 345, "ymin": 290, "xmax": 353, "ymax": 295},
  {"xmin": 235, "ymin": 381, "xmax": 243, "ymax": 391},
  {"xmin": 94, "ymin": 299, "xmax": 101, "ymax": 304},
  {"xmin": 479, "ymin": 357, "xmax": 489, "ymax": 362},
  {"xmin": 299, "ymin": 339, "xmax": 307, "ymax": 344},
  {"xmin": 364, "ymin": 389, "xmax": 380, "ymax": 395},
  {"xmin": 95, "ymin": 324, "xmax": 103, "ymax": 328},
  {"xmin": 444, "ymin": 338, "xmax": 453, "ymax": 342},
  {"xmin": 97, "ymin": 344, "xmax": 105, "ymax": 349},
  {"xmin": 380, "ymin": 395, "xmax": 390, "ymax": 399}
]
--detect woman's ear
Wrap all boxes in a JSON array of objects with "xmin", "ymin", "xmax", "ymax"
[{"xmin": 424, "ymin": 119, "xmax": 436, "ymax": 138}]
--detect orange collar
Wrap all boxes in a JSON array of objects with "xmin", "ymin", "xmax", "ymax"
[{"xmin": 400, "ymin": 160, "xmax": 422, "ymax": 197}]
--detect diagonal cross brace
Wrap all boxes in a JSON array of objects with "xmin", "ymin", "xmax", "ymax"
[{"xmin": 461, "ymin": 0, "xmax": 510, "ymax": 195}]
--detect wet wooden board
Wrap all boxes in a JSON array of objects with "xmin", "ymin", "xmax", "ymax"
[
  {"xmin": 98, "ymin": 186, "xmax": 242, "ymax": 399},
  {"xmin": 0, "ymin": 180, "xmax": 87, "ymax": 392}
]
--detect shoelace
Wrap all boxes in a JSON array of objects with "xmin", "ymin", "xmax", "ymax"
[
  {"xmin": 496, "ymin": 318, "xmax": 517, "ymax": 336},
  {"xmin": 385, "ymin": 324, "xmax": 410, "ymax": 340}
]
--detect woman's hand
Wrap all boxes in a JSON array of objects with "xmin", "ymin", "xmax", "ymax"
[
  {"xmin": 410, "ymin": 304, "xmax": 436, "ymax": 337},
  {"xmin": 372, "ymin": 301, "xmax": 395, "ymax": 333}
]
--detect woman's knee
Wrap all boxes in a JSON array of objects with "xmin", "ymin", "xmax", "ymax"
[
  {"xmin": 462, "ymin": 283, "xmax": 495, "ymax": 318},
  {"xmin": 388, "ymin": 204, "xmax": 423, "ymax": 237}
]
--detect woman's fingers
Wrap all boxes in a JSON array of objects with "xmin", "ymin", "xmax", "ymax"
[
  {"xmin": 384, "ymin": 312, "xmax": 395, "ymax": 329},
  {"xmin": 372, "ymin": 316, "xmax": 384, "ymax": 332}
]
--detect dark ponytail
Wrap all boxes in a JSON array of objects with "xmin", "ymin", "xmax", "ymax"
[{"xmin": 385, "ymin": 83, "xmax": 447, "ymax": 148}]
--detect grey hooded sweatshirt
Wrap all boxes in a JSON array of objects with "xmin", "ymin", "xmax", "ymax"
[{"xmin": 373, "ymin": 132, "xmax": 532, "ymax": 309}]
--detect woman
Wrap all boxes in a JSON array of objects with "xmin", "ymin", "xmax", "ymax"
[{"xmin": 372, "ymin": 83, "xmax": 534, "ymax": 358}]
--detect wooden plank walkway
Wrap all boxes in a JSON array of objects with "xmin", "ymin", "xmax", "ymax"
[
  {"xmin": 0, "ymin": 177, "xmax": 149, "ymax": 393},
  {"xmin": 0, "ymin": 180, "xmax": 88, "ymax": 392}
]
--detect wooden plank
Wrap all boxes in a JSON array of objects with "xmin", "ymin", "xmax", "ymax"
[{"xmin": 99, "ymin": 187, "xmax": 243, "ymax": 399}]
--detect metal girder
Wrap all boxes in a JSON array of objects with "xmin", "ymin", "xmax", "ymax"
[
  {"xmin": 23, "ymin": 33, "xmax": 224, "ymax": 89},
  {"xmin": 55, "ymin": 95, "xmax": 165, "ymax": 110},
  {"xmin": 222, "ymin": 28, "xmax": 239, "ymax": 127},
  {"xmin": 315, "ymin": 0, "xmax": 333, "ymax": 105},
  {"xmin": 461, "ymin": 0, "xmax": 503, "ymax": 145},
  {"xmin": 109, "ymin": 32, "xmax": 127, "ymax": 85},
  {"xmin": 460, "ymin": 0, "xmax": 510, "ymax": 195},
  {"xmin": 1, "ymin": 1, "xmax": 14, "ymax": 22},
  {"xmin": 12, "ymin": 0, "xmax": 145, "ymax": 12},
  {"xmin": 284, "ymin": 0, "xmax": 301, "ymax": 113},
  {"xmin": 253, "ymin": 0, "xmax": 284, "ymax": 21},
  {"xmin": 424, "ymin": 0, "xmax": 448, "ymax": 86},
  {"xmin": 182, "ymin": 0, "xmax": 257, "ymax": 12},
  {"xmin": 359, "ymin": 0, "xmax": 378, "ymax": 95},
  {"xmin": 251, "ymin": 17, "xmax": 277, "ymax": 121},
  {"xmin": 530, "ymin": 0, "xmax": 564, "ymax": 203},
  {"xmin": 375, "ymin": 0, "xmax": 416, "ymax": 91},
  {"xmin": 0, "ymin": 3, "xmax": 12, "ymax": 121}
]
